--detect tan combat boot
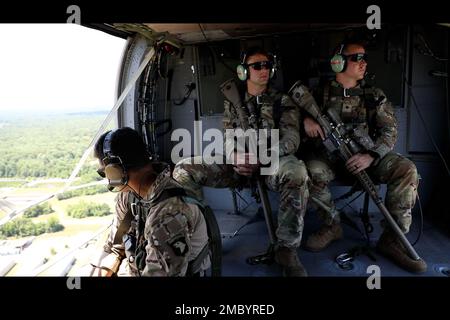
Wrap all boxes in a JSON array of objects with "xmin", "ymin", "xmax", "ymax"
[
  {"xmin": 376, "ymin": 229, "xmax": 427, "ymax": 273},
  {"xmin": 274, "ymin": 246, "xmax": 308, "ymax": 277},
  {"xmin": 304, "ymin": 222, "xmax": 343, "ymax": 252}
]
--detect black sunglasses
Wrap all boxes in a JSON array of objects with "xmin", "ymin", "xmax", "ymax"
[
  {"xmin": 97, "ymin": 156, "xmax": 116, "ymax": 178},
  {"xmin": 346, "ymin": 53, "xmax": 368, "ymax": 62},
  {"xmin": 247, "ymin": 61, "xmax": 273, "ymax": 70},
  {"xmin": 97, "ymin": 168, "xmax": 106, "ymax": 178}
]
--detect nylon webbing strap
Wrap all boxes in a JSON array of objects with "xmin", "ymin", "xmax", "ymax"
[{"xmin": 329, "ymin": 86, "xmax": 374, "ymax": 97}]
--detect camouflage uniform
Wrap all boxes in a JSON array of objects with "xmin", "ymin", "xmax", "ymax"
[
  {"xmin": 300, "ymin": 80, "xmax": 418, "ymax": 233},
  {"xmin": 103, "ymin": 167, "xmax": 210, "ymax": 276},
  {"xmin": 173, "ymin": 87, "xmax": 309, "ymax": 248}
]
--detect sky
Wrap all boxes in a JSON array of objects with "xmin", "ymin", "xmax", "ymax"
[{"xmin": 0, "ymin": 24, "xmax": 126, "ymax": 113}]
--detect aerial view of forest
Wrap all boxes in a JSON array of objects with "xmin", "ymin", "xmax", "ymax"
[{"xmin": 0, "ymin": 111, "xmax": 116, "ymax": 275}]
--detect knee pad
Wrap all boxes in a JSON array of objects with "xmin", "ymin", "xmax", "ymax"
[
  {"xmin": 281, "ymin": 160, "xmax": 309, "ymax": 188},
  {"xmin": 307, "ymin": 160, "xmax": 335, "ymax": 186}
]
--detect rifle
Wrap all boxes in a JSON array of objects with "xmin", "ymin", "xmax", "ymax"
[
  {"xmin": 220, "ymin": 79, "xmax": 277, "ymax": 260},
  {"xmin": 289, "ymin": 81, "xmax": 421, "ymax": 261}
]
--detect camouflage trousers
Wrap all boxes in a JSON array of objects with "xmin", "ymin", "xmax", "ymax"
[
  {"xmin": 173, "ymin": 154, "xmax": 310, "ymax": 248},
  {"xmin": 306, "ymin": 151, "xmax": 419, "ymax": 233}
]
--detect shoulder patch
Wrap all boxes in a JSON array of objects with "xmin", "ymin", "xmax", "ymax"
[{"xmin": 169, "ymin": 236, "xmax": 189, "ymax": 256}]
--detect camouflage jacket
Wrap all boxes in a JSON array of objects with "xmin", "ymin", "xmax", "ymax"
[
  {"xmin": 302, "ymin": 80, "xmax": 397, "ymax": 162},
  {"xmin": 222, "ymin": 86, "xmax": 300, "ymax": 159},
  {"xmin": 104, "ymin": 167, "xmax": 209, "ymax": 276}
]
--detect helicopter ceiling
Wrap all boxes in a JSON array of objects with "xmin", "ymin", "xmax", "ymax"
[{"xmin": 88, "ymin": 23, "xmax": 366, "ymax": 43}]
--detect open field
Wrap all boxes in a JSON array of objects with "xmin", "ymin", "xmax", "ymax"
[{"xmin": 0, "ymin": 183, "xmax": 117, "ymax": 276}]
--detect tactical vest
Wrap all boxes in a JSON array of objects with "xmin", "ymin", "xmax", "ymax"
[
  {"xmin": 113, "ymin": 188, "xmax": 222, "ymax": 277},
  {"xmin": 319, "ymin": 83, "xmax": 380, "ymax": 151},
  {"xmin": 237, "ymin": 86, "xmax": 284, "ymax": 130}
]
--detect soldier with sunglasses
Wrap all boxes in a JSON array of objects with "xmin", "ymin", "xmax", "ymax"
[
  {"xmin": 174, "ymin": 46, "xmax": 312, "ymax": 276},
  {"xmin": 90, "ymin": 127, "xmax": 213, "ymax": 277},
  {"xmin": 294, "ymin": 40, "xmax": 427, "ymax": 273}
]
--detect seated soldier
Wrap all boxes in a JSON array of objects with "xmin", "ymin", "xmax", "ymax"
[
  {"xmin": 293, "ymin": 39, "xmax": 427, "ymax": 273},
  {"xmin": 173, "ymin": 47, "xmax": 312, "ymax": 277}
]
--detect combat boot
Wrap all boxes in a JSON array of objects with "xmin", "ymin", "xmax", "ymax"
[
  {"xmin": 304, "ymin": 221, "xmax": 343, "ymax": 252},
  {"xmin": 376, "ymin": 229, "xmax": 427, "ymax": 273},
  {"xmin": 274, "ymin": 246, "xmax": 308, "ymax": 277}
]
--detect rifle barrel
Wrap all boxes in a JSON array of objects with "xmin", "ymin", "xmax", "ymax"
[
  {"xmin": 356, "ymin": 171, "xmax": 421, "ymax": 261},
  {"xmin": 256, "ymin": 178, "xmax": 276, "ymax": 245}
]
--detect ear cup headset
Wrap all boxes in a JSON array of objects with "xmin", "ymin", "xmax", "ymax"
[
  {"xmin": 102, "ymin": 130, "xmax": 128, "ymax": 191},
  {"xmin": 330, "ymin": 44, "xmax": 347, "ymax": 73},
  {"xmin": 330, "ymin": 43, "xmax": 369, "ymax": 73},
  {"xmin": 236, "ymin": 50, "xmax": 276, "ymax": 81}
]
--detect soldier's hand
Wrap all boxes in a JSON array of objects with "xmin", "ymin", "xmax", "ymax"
[
  {"xmin": 346, "ymin": 153, "xmax": 375, "ymax": 175},
  {"xmin": 89, "ymin": 251, "xmax": 122, "ymax": 277},
  {"xmin": 304, "ymin": 117, "xmax": 325, "ymax": 140},
  {"xmin": 232, "ymin": 152, "xmax": 260, "ymax": 176}
]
